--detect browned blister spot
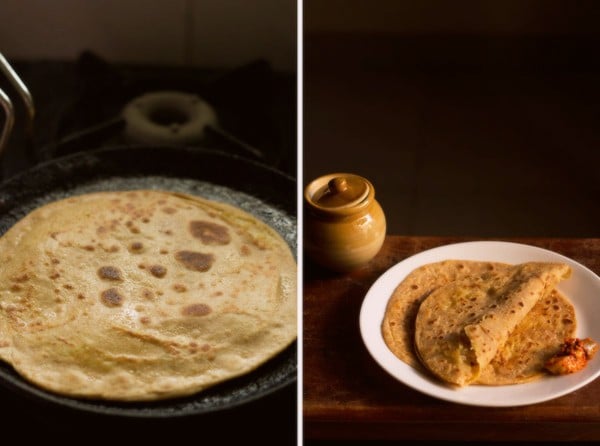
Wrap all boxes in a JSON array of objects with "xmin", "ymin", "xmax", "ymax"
[
  {"xmin": 189, "ymin": 221, "xmax": 231, "ymax": 245},
  {"xmin": 149, "ymin": 265, "xmax": 167, "ymax": 278},
  {"xmin": 97, "ymin": 266, "xmax": 123, "ymax": 281},
  {"xmin": 162, "ymin": 207, "xmax": 177, "ymax": 214},
  {"xmin": 175, "ymin": 250, "xmax": 215, "ymax": 272},
  {"xmin": 251, "ymin": 237, "xmax": 268, "ymax": 250},
  {"xmin": 11, "ymin": 273, "xmax": 30, "ymax": 283},
  {"xmin": 129, "ymin": 242, "xmax": 144, "ymax": 253},
  {"xmin": 172, "ymin": 284, "xmax": 187, "ymax": 293},
  {"xmin": 240, "ymin": 245, "xmax": 251, "ymax": 256},
  {"xmin": 181, "ymin": 303, "xmax": 212, "ymax": 317},
  {"xmin": 125, "ymin": 220, "xmax": 141, "ymax": 233},
  {"xmin": 101, "ymin": 288, "xmax": 124, "ymax": 307},
  {"xmin": 141, "ymin": 289, "xmax": 155, "ymax": 300}
]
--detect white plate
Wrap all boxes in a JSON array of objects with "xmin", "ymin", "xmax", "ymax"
[{"xmin": 359, "ymin": 241, "xmax": 600, "ymax": 407}]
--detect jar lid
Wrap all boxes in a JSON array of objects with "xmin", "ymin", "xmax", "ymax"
[{"xmin": 304, "ymin": 173, "xmax": 374, "ymax": 216}]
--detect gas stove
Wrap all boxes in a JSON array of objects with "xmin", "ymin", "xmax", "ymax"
[
  {"xmin": 0, "ymin": 50, "xmax": 298, "ymax": 442},
  {"xmin": 0, "ymin": 51, "xmax": 296, "ymax": 181}
]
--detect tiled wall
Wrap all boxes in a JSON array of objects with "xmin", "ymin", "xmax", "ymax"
[{"xmin": 0, "ymin": 0, "xmax": 296, "ymax": 71}]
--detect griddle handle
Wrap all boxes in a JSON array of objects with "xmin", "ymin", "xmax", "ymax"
[
  {"xmin": 0, "ymin": 53, "xmax": 35, "ymax": 160},
  {"xmin": 0, "ymin": 87, "xmax": 14, "ymax": 159}
]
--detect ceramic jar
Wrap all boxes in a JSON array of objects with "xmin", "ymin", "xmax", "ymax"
[{"xmin": 304, "ymin": 173, "xmax": 386, "ymax": 272}]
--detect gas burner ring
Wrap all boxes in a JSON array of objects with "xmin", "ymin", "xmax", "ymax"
[{"xmin": 122, "ymin": 91, "xmax": 218, "ymax": 145}]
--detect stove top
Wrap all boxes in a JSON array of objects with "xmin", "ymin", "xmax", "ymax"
[
  {"xmin": 0, "ymin": 50, "xmax": 298, "ymax": 442},
  {"xmin": 0, "ymin": 51, "xmax": 296, "ymax": 180}
]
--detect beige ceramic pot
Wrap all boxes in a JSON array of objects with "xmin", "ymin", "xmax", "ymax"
[{"xmin": 304, "ymin": 173, "xmax": 386, "ymax": 272}]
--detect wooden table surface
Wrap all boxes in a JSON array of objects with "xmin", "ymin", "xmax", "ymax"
[{"xmin": 303, "ymin": 236, "xmax": 600, "ymax": 442}]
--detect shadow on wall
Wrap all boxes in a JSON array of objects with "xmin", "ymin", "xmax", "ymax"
[{"xmin": 0, "ymin": 0, "xmax": 296, "ymax": 72}]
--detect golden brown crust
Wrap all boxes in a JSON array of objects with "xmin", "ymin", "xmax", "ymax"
[
  {"xmin": 382, "ymin": 260, "xmax": 574, "ymax": 387},
  {"xmin": 0, "ymin": 190, "xmax": 297, "ymax": 401},
  {"xmin": 381, "ymin": 260, "xmax": 512, "ymax": 369}
]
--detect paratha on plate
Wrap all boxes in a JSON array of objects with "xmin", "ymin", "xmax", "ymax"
[
  {"xmin": 476, "ymin": 288, "xmax": 575, "ymax": 385},
  {"xmin": 415, "ymin": 262, "xmax": 571, "ymax": 386},
  {"xmin": 382, "ymin": 260, "xmax": 513, "ymax": 368},
  {"xmin": 382, "ymin": 260, "xmax": 574, "ymax": 386},
  {"xmin": 0, "ymin": 190, "xmax": 297, "ymax": 401}
]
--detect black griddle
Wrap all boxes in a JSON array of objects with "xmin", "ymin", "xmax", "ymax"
[{"xmin": 0, "ymin": 145, "xmax": 298, "ymax": 442}]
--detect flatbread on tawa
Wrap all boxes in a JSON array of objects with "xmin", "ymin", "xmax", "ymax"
[
  {"xmin": 382, "ymin": 260, "xmax": 575, "ymax": 387},
  {"xmin": 0, "ymin": 190, "xmax": 297, "ymax": 401}
]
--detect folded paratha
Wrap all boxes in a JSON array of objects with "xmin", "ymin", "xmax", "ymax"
[
  {"xmin": 476, "ymin": 287, "xmax": 575, "ymax": 385},
  {"xmin": 382, "ymin": 260, "xmax": 574, "ymax": 387},
  {"xmin": 382, "ymin": 260, "xmax": 512, "ymax": 369},
  {"xmin": 0, "ymin": 190, "xmax": 297, "ymax": 401}
]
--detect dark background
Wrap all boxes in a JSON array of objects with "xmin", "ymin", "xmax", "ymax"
[
  {"xmin": 303, "ymin": 1, "xmax": 599, "ymax": 444},
  {"xmin": 304, "ymin": 0, "xmax": 600, "ymax": 238}
]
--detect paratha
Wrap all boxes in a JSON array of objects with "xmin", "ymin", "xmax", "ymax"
[
  {"xmin": 0, "ymin": 190, "xmax": 297, "ymax": 401},
  {"xmin": 476, "ymin": 288, "xmax": 575, "ymax": 384},
  {"xmin": 382, "ymin": 260, "xmax": 575, "ymax": 387},
  {"xmin": 382, "ymin": 260, "xmax": 513, "ymax": 368}
]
